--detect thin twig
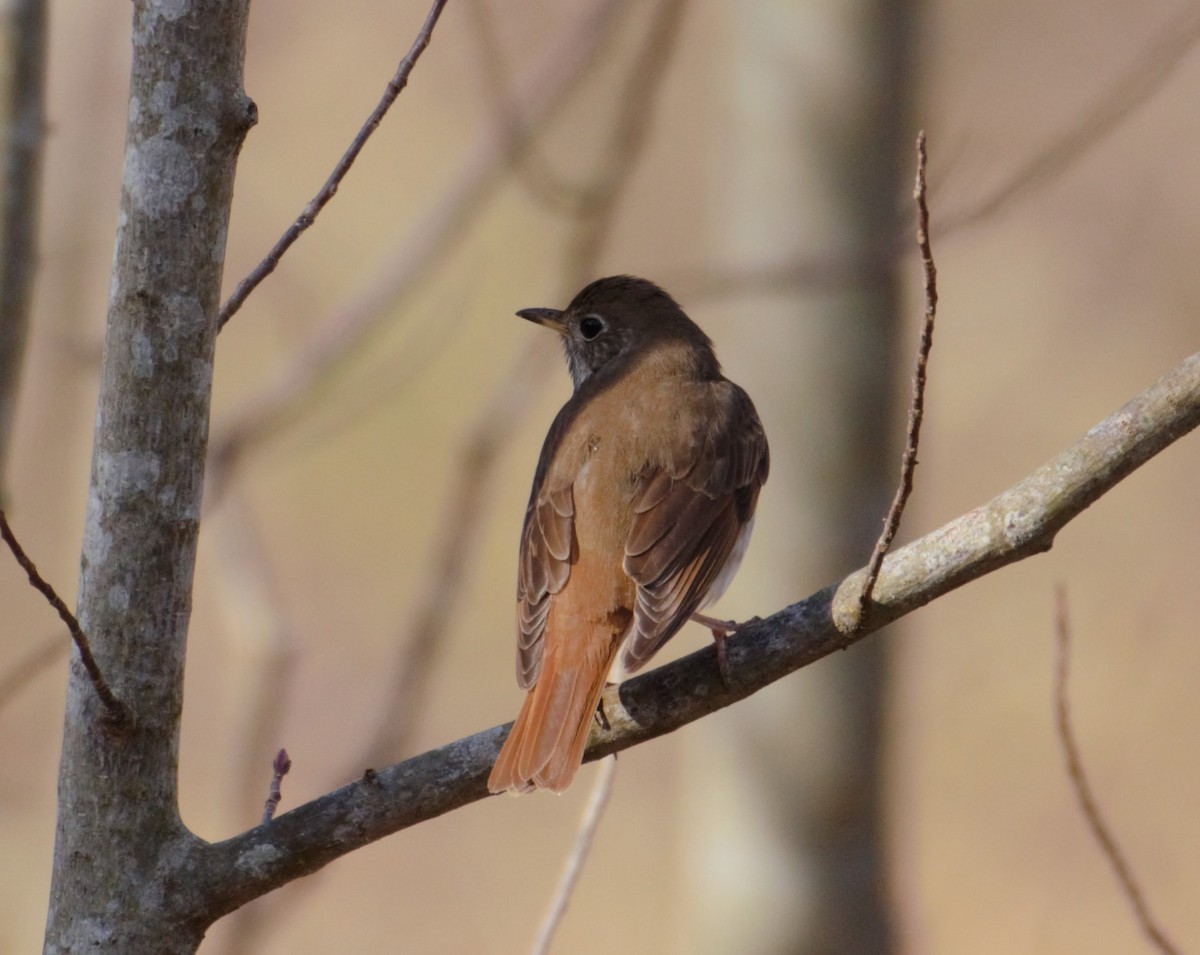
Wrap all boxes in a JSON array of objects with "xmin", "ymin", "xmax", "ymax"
[
  {"xmin": 217, "ymin": 0, "xmax": 450, "ymax": 331},
  {"xmin": 210, "ymin": 490, "xmax": 301, "ymax": 955},
  {"xmin": 213, "ymin": 9, "xmax": 631, "ymax": 953},
  {"xmin": 214, "ymin": 489, "xmax": 300, "ymax": 817},
  {"xmin": 857, "ymin": 131, "xmax": 938, "ymax": 620},
  {"xmin": 531, "ymin": 756, "xmax": 618, "ymax": 955},
  {"xmin": 262, "ymin": 749, "xmax": 292, "ymax": 825},
  {"xmin": 1053, "ymin": 588, "xmax": 1182, "ymax": 955},
  {"xmin": 0, "ymin": 510, "xmax": 127, "ymax": 724},
  {"xmin": 207, "ymin": 0, "xmax": 625, "ymax": 490}
]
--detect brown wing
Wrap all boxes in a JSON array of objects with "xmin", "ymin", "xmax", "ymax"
[
  {"xmin": 515, "ymin": 484, "xmax": 574, "ymax": 688},
  {"xmin": 620, "ymin": 382, "xmax": 768, "ymax": 674},
  {"xmin": 515, "ymin": 394, "xmax": 586, "ymax": 689}
]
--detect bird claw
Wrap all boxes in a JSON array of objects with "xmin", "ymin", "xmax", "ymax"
[
  {"xmin": 593, "ymin": 692, "xmax": 612, "ymax": 731},
  {"xmin": 691, "ymin": 612, "xmax": 758, "ymax": 689}
]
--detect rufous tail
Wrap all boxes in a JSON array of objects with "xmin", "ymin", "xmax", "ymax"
[{"xmin": 488, "ymin": 641, "xmax": 616, "ymax": 794}]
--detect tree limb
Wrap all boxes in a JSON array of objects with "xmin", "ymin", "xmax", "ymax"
[{"xmin": 190, "ymin": 348, "xmax": 1200, "ymax": 919}]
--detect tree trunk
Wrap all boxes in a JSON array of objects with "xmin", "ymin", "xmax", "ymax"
[
  {"xmin": 43, "ymin": 2, "xmax": 253, "ymax": 951},
  {"xmin": 686, "ymin": 1, "xmax": 916, "ymax": 952}
]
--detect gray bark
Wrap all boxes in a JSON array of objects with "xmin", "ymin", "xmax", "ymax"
[{"xmin": 43, "ymin": 1, "xmax": 254, "ymax": 952}]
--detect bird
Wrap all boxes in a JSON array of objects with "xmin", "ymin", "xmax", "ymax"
[{"xmin": 487, "ymin": 276, "xmax": 769, "ymax": 794}]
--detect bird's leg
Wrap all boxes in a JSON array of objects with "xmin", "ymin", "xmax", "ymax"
[
  {"xmin": 593, "ymin": 691, "xmax": 612, "ymax": 731},
  {"xmin": 691, "ymin": 612, "xmax": 760, "ymax": 689}
]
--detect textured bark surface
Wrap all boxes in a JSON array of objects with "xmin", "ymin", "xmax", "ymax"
[{"xmin": 43, "ymin": 1, "xmax": 253, "ymax": 952}]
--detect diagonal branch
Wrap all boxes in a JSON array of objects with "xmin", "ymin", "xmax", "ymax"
[
  {"xmin": 190, "ymin": 349, "xmax": 1200, "ymax": 918},
  {"xmin": 208, "ymin": 0, "xmax": 625, "ymax": 486},
  {"xmin": 217, "ymin": 0, "xmax": 450, "ymax": 330},
  {"xmin": 1054, "ymin": 588, "xmax": 1182, "ymax": 955},
  {"xmin": 0, "ymin": 510, "xmax": 127, "ymax": 725}
]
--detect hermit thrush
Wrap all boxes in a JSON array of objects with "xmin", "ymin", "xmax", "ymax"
[{"xmin": 487, "ymin": 276, "xmax": 769, "ymax": 794}]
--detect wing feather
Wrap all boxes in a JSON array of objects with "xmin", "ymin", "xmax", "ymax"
[
  {"xmin": 515, "ymin": 395, "xmax": 581, "ymax": 691},
  {"xmin": 620, "ymin": 382, "xmax": 768, "ymax": 675},
  {"xmin": 515, "ymin": 486, "xmax": 575, "ymax": 689}
]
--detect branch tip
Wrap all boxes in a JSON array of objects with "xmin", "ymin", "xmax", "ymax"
[{"xmin": 856, "ymin": 131, "xmax": 939, "ymax": 623}]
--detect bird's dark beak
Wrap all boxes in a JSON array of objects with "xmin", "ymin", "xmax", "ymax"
[{"xmin": 516, "ymin": 307, "xmax": 565, "ymax": 331}]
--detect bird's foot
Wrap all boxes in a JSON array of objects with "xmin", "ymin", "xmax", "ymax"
[
  {"xmin": 691, "ymin": 613, "xmax": 761, "ymax": 689},
  {"xmin": 593, "ymin": 689, "xmax": 613, "ymax": 731}
]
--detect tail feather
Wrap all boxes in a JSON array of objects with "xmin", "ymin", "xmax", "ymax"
[{"xmin": 488, "ymin": 642, "xmax": 614, "ymax": 795}]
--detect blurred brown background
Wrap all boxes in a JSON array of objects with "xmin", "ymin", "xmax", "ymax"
[{"xmin": 2, "ymin": 0, "xmax": 1199, "ymax": 952}]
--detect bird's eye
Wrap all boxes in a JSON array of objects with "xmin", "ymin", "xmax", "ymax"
[{"xmin": 579, "ymin": 315, "xmax": 605, "ymax": 341}]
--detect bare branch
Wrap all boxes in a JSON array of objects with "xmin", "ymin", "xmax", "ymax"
[
  {"xmin": 210, "ymin": 490, "xmax": 300, "ymax": 817},
  {"xmin": 208, "ymin": 0, "xmax": 625, "ymax": 486},
  {"xmin": 0, "ymin": 510, "xmax": 127, "ymax": 725},
  {"xmin": 1053, "ymin": 588, "xmax": 1182, "ymax": 955},
  {"xmin": 190, "ymin": 350, "xmax": 1200, "ymax": 917},
  {"xmin": 531, "ymin": 756, "xmax": 618, "ymax": 955},
  {"xmin": 208, "ymin": 488, "xmax": 302, "ymax": 955},
  {"xmin": 217, "ymin": 0, "xmax": 450, "ymax": 330},
  {"xmin": 857, "ymin": 131, "xmax": 939, "ymax": 620}
]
